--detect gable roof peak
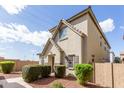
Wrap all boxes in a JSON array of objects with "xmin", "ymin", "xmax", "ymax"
[
  {"xmin": 49, "ymin": 6, "xmax": 92, "ymax": 32},
  {"xmin": 49, "ymin": 6, "xmax": 111, "ymax": 48}
]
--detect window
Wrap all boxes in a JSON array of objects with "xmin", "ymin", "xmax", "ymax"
[
  {"xmin": 68, "ymin": 55, "xmax": 74, "ymax": 68},
  {"xmin": 65, "ymin": 55, "xmax": 79, "ymax": 69},
  {"xmin": 59, "ymin": 27, "xmax": 68, "ymax": 40}
]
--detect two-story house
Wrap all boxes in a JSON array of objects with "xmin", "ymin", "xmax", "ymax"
[{"xmin": 37, "ymin": 7, "xmax": 111, "ymax": 70}]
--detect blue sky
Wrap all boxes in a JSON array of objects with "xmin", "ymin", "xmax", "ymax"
[{"xmin": 0, "ymin": 5, "xmax": 124, "ymax": 60}]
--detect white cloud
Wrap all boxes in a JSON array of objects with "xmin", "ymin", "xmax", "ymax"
[
  {"xmin": 0, "ymin": 23, "xmax": 51, "ymax": 47},
  {"xmin": 120, "ymin": 26, "xmax": 124, "ymax": 30},
  {"xmin": 0, "ymin": 1, "xmax": 26, "ymax": 15},
  {"xmin": 99, "ymin": 18, "xmax": 115, "ymax": 33}
]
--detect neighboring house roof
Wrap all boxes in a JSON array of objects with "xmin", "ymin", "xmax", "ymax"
[
  {"xmin": 120, "ymin": 51, "xmax": 124, "ymax": 55},
  {"xmin": 49, "ymin": 6, "xmax": 111, "ymax": 48}
]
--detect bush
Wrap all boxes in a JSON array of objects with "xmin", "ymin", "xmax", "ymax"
[
  {"xmin": 40, "ymin": 65, "xmax": 51, "ymax": 78},
  {"xmin": 0, "ymin": 66, "xmax": 1, "ymax": 73},
  {"xmin": 51, "ymin": 81, "xmax": 64, "ymax": 88},
  {"xmin": 74, "ymin": 64, "xmax": 93, "ymax": 85},
  {"xmin": 114, "ymin": 57, "xmax": 120, "ymax": 63},
  {"xmin": 54, "ymin": 65, "xmax": 66, "ymax": 78},
  {"xmin": 0, "ymin": 61, "xmax": 15, "ymax": 74},
  {"xmin": 22, "ymin": 65, "xmax": 51, "ymax": 83},
  {"xmin": 22, "ymin": 65, "xmax": 41, "ymax": 83}
]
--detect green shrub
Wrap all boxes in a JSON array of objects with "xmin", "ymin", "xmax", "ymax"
[
  {"xmin": 40, "ymin": 65, "xmax": 51, "ymax": 78},
  {"xmin": 22, "ymin": 65, "xmax": 41, "ymax": 83},
  {"xmin": 0, "ymin": 66, "xmax": 1, "ymax": 73},
  {"xmin": 51, "ymin": 81, "xmax": 64, "ymax": 88},
  {"xmin": 0, "ymin": 61, "xmax": 15, "ymax": 74},
  {"xmin": 74, "ymin": 64, "xmax": 93, "ymax": 85},
  {"xmin": 54, "ymin": 65, "xmax": 66, "ymax": 78},
  {"xmin": 22, "ymin": 65, "xmax": 51, "ymax": 83}
]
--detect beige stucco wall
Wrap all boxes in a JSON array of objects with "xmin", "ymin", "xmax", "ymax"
[
  {"xmin": 54, "ymin": 27, "xmax": 83, "ymax": 64},
  {"xmin": 42, "ymin": 13, "xmax": 110, "ymax": 65},
  {"xmin": 43, "ymin": 42, "xmax": 60, "ymax": 64},
  {"xmin": 70, "ymin": 14, "xmax": 88, "ymax": 36},
  {"xmin": 53, "ymin": 14, "xmax": 89, "ymax": 64},
  {"xmin": 87, "ymin": 14, "xmax": 110, "ymax": 63},
  {"xmin": 43, "ymin": 14, "xmax": 89, "ymax": 64}
]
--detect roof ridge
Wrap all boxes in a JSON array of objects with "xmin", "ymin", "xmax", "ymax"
[
  {"xmin": 49, "ymin": 6, "xmax": 91, "ymax": 32},
  {"xmin": 49, "ymin": 38, "xmax": 62, "ymax": 51},
  {"xmin": 61, "ymin": 19, "xmax": 86, "ymax": 37}
]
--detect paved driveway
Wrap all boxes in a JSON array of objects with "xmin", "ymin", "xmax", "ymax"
[{"xmin": 0, "ymin": 77, "xmax": 32, "ymax": 88}]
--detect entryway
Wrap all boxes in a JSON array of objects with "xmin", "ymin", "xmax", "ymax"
[
  {"xmin": 51, "ymin": 56, "xmax": 54, "ymax": 72},
  {"xmin": 48, "ymin": 55, "xmax": 55, "ymax": 72}
]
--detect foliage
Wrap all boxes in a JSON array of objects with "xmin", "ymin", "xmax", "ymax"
[
  {"xmin": 22, "ymin": 65, "xmax": 41, "ymax": 83},
  {"xmin": 0, "ymin": 66, "xmax": 1, "ymax": 72},
  {"xmin": 114, "ymin": 57, "xmax": 121, "ymax": 63},
  {"xmin": 40, "ymin": 65, "xmax": 51, "ymax": 78},
  {"xmin": 22, "ymin": 64, "xmax": 51, "ymax": 83},
  {"xmin": 0, "ymin": 61, "xmax": 15, "ymax": 74},
  {"xmin": 51, "ymin": 81, "xmax": 64, "ymax": 88},
  {"xmin": 74, "ymin": 64, "xmax": 93, "ymax": 85},
  {"xmin": 54, "ymin": 65, "xmax": 66, "ymax": 78}
]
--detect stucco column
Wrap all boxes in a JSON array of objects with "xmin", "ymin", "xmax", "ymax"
[
  {"xmin": 84, "ymin": 37, "xmax": 88, "ymax": 63},
  {"xmin": 60, "ymin": 51, "xmax": 63, "ymax": 65},
  {"xmin": 81, "ymin": 36, "xmax": 88, "ymax": 63},
  {"xmin": 81, "ymin": 37, "xmax": 84, "ymax": 64},
  {"xmin": 39, "ymin": 56, "xmax": 44, "ymax": 65}
]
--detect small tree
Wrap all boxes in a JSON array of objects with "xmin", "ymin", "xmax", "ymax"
[{"xmin": 114, "ymin": 57, "xmax": 120, "ymax": 63}]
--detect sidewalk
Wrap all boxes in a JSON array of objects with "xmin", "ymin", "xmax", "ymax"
[{"xmin": 0, "ymin": 77, "xmax": 32, "ymax": 88}]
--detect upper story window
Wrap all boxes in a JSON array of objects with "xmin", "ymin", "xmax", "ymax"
[{"xmin": 59, "ymin": 26, "xmax": 68, "ymax": 40}]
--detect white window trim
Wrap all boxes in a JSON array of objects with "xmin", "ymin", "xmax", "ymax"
[
  {"xmin": 67, "ymin": 55, "xmax": 75, "ymax": 69},
  {"xmin": 59, "ymin": 27, "xmax": 68, "ymax": 40}
]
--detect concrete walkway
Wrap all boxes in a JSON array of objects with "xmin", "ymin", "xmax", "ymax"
[{"xmin": 0, "ymin": 77, "xmax": 32, "ymax": 88}]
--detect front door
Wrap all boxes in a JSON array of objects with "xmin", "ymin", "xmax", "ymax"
[{"xmin": 51, "ymin": 56, "xmax": 54, "ymax": 72}]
